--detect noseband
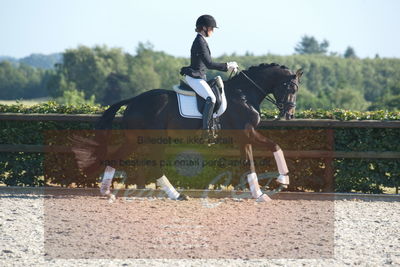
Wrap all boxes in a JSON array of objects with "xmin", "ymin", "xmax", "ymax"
[
  {"xmin": 276, "ymin": 80, "xmax": 298, "ymax": 112},
  {"xmin": 238, "ymin": 70, "xmax": 297, "ymax": 113}
]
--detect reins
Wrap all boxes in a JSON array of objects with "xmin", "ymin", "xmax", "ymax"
[{"xmin": 231, "ymin": 68, "xmax": 280, "ymax": 109}]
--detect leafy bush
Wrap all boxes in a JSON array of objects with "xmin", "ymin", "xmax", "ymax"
[
  {"xmin": 261, "ymin": 108, "xmax": 400, "ymax": 120},
  {"xmin": 55, "ymin": 89, "xmax": 96, "ymax": 106}
]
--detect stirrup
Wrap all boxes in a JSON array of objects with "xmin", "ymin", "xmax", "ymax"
[{"xmin": 202, "ymin": 129, "xmax": 218, "ymax": 146}]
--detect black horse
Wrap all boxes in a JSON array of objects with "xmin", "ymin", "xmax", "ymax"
[{"xmin": 73, "ymin": 63, "xmax": 303, "ymax": 202}]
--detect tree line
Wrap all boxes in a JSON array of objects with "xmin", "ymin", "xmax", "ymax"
[{"xmin": 1, "ymin": 39, "xmax": 399, "ymax": 110}]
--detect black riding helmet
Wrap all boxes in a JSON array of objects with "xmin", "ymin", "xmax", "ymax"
[{"xmin": 196, "ymin": 15, "xmax": 218, "ymax": 28}]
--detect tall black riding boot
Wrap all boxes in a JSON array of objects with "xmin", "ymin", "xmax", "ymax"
[{"xmin": 202, "ymin": 97, "xmax": 215, "ymax": 130}]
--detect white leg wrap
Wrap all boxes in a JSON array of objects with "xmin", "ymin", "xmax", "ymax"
[
  {"xmin": 273, "ymin": 149, "xmax": 289, "ymax": 174},
  {"xmin": 247, "ymin": 172, "xmax": 263, "ymax": 199},
  {"xmin": 157, "ymin": 175, "xmax": 180, "ymax": 200},
  {"xmin": 274, "ymin": 149, "xmax": 289, "ymax": 185},
  {"xmin": 100, "ymin": 166, "xmax": 115, "ymax": 195}
]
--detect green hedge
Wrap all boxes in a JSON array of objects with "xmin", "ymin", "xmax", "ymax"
[
  {"xmin": 0, "ymin": 102, "xmax": 104, "ymax": 187},
  {"xmin": 261, "ymin": 109, "xmax": 400, "ymax": 120},
  {"xmin": 1, "ymin": 102, "xmax": 399, "ymax": 193}
]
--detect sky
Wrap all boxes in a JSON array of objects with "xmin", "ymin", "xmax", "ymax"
[{"xmin": 1, "ymin": 0, "xmax": 400, "ymax": 59}]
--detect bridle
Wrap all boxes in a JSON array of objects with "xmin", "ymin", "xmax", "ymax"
[
  {"xmin": 233, "ymin": 69, "xmax": 298, "ymax": 113},
  {"xmin": 275, "ymin": 80, "xmax": 298, "ymax": 112}
]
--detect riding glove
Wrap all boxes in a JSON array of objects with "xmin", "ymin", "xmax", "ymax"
[{"xmin": 227, "ymin": 61, "xmax": 239, "ymax": 73}]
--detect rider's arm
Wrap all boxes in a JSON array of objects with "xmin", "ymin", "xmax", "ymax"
[{"xmin": 196, "ymin": 37, "xmax": 228, "ymax": 72}]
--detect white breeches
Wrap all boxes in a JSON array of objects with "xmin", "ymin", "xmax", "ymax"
[{"xmin": 185, "ymin": 75, "xmax": 216, "ymax": 103}]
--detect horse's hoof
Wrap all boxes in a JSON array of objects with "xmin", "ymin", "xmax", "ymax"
[
  {"xmin": 177, "ymin": 193, "xmax": 190, "ymax": 201},
  {"xmin": 108, "ymin": 194, "xmax": 116, "ymax": 203},
  {"xmin": 100, "ymin": 183, "xmax": 111, "ymax": 195},
  {"xmin": 276, "ymin": 174, "xmax": 289, "ymax": 186},
  {"xmin": 100, "ymin": 189, "xmax": 111, "ymax": 196},
  {"xmin": 256, "ymin": 193, "xmax": 272, "ymax": 202}
]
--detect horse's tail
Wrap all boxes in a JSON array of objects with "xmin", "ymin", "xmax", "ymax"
[
  {"xmin": 71, "ymin": 98, "xmax": 132, "ymax": 178},
  {"xmin": 95, "ymin": 98, "xmax": 132, "ymax": 129}
]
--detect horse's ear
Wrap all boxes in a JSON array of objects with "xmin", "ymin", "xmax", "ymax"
[
  {"xmin": 295, "ymin": 68, "xmax": 303, "ymax": 84},
  {"xmin": 296, "ymin": 68, "xmax": 304, "ymax": 79}
]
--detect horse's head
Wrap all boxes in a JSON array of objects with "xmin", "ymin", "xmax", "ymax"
[
  {"xmin": 273, "ymin": 68, "xmax": 303, "ymax": 120},
  {"xmin": 235, "ymin": 63, "xmax": 303, "ymax": 120}
]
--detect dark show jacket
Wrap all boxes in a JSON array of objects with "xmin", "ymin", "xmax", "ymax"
[{"xmin": 180, "ymin": 33, "xmax": 228, "ymax": 80}]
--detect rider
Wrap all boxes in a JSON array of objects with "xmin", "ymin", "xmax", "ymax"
[{"xmin": 180, "ymin": 15, "xmax": 239, "ymax": 130}]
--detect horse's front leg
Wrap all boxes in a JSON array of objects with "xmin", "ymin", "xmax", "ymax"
[
  {"xmin": 247, "ymin": 125, "xmax": 289, "ymax": 188},
  {"xmin": 243, "ymin": 143, "xmax": 272, "ymax": 202}
]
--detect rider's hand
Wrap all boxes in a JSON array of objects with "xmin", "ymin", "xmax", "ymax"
[{"xmin": 227, "ymin": 61, "xmax": 239, "ymax": 73}]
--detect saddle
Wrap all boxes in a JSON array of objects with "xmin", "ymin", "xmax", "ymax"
[
  {"xmin": 173, "ymin": 76, "xmax": 226, "ymax": 119},
  {"xmin": 174, "ymin": 76, "xmax": 224, "ymax": 114}
]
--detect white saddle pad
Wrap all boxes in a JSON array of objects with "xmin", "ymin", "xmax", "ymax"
[{"xmin": 174, "ymin": 86, "xmax": 227, "ymax": 119}]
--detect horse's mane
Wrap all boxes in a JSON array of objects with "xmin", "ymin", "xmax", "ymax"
[
  {"xmin": 247, "ymin": 63, "xmax": 289, "ymax": 72},
  {"xmin": 227, "ymin": 62, "xmax": 292, "ymax": 86}
]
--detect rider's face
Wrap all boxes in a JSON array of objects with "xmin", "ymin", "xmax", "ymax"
[
  {"xmin": 207, "ymin": 27, "xmax": 214, "ymax": 37},
  {"xmin": 202, "ymin": 27, "xmax": 214, "ymax": 37}
]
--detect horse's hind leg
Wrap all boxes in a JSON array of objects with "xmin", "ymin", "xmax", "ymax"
[
  {"xmin": 156, "ymin": 175, "xmax": 189, "ymax": 200},
  {"xmin": 244, "ymin": 144, "xmax": 271, "ymax": 202},
  {"xmin": 100, "ymin": 131, "xmax": 137, "ymax": 199},
  {"xmin": 152, "ymin": 143, "xmax": 188, "ymax": 201},
  {"xmin": 100, "ymin": 165, "xmax": 116, "ymax": 201},
  {"xmin": 156, "ymin": 175, "xmax": 180, "ymax": 200}
]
